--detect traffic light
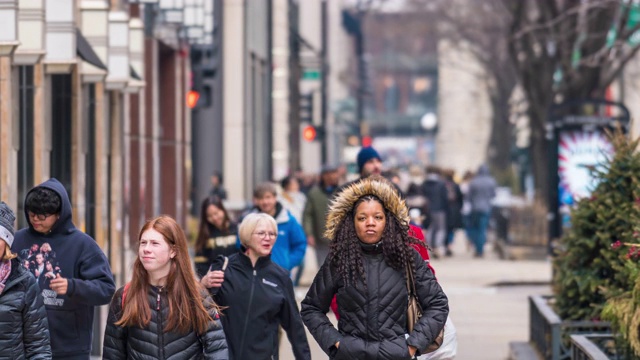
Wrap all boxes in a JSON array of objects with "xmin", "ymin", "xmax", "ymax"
[
  {"xmin": 186, "ymin": 90, "xmax": 200, "ymax": 109},
  {"xmin": 299, "ymin": 93, "xmax": 313, "ymax": 123},
  {"xmin": 302, "ymin": 124, "xmax": 324, "ymax": 142}
]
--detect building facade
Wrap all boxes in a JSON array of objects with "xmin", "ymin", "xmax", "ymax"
[{"xmin": 0, "ymin": 1, "xmax": 207, "ymax": 354}]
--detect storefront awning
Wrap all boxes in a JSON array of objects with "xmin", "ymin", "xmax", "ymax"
[
  {"xmin": 76, "ymin": 29, "xmax": 107, "ymax": 71},
  {"xmin": 130, "ymin": 65, "xmax": 142, "ymax": 80}
]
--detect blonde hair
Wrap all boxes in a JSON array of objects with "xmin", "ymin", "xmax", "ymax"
[
  {"xmin": 238, "ymin": 213, "xmax": 277, "ymax": 248},
  {"xmin": 2, "ymin": 246, "xmax": 17, "ymax": 261}
]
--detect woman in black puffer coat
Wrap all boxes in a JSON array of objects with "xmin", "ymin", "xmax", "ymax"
[
  {"xmin": 301, "ymin": 177, "xmax": 449, "ymax": 360},
  {"xmin": 0, "ymin": 201, "xmax": 51, "ymax": 359},
  {"xmin": 102, "ymin": 216, "xmax": 228, "ymax": 359}
]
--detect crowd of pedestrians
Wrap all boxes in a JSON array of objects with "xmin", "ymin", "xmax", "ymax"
[{"xmin": 0, "ymin": 145, "xmax": 499, "ymax": 359}]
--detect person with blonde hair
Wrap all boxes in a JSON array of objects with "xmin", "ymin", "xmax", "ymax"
[
  {"xmin": 204, "ymin": 212, "xmax": 311, "ymax": 359},
  {"xmin": 103, "ymin": 215, "xmax": 228, "ymax": 359},
  {"xmin": 0, "ymin": 201, "xmax": 51, "ymax": 358}
]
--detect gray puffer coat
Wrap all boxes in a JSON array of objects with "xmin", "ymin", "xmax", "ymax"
[
  {"xmin": 0, "ymin": 258, "xmax": 51, "ymax": 359},
  {"xmin": 102, "ymin": 285, "xmax": 228, "ymax": 360}
]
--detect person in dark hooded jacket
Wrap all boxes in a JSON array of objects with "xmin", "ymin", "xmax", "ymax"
[
  {"xmin": 301, "ymin": 176, "xmax": 449, "ymax": 360},
  {"xmin": 12, "ymin": 178, "xmax": 115, "ymax": 359},
  {"xmin": 0, "ymin": 201, "xmax": 51, "ymax": 359}
]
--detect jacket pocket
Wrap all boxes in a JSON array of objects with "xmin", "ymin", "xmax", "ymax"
[{"xmin": 47, "ymin": 309, "xmax": 79, "ymax": 349}]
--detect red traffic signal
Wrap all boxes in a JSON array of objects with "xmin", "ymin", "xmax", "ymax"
[
  {"xmin": 302, "ymin": 125, "xmax": 317, "ymax": 142},
  {"xmin": 186, "ymin": 90, "xmax": 200, "ymax": 109}
]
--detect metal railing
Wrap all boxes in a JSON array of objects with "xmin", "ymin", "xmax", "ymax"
[
  {"xmin": 570, "ymin": 335, "xmax": 610, "ymax": 360},
  {"xmin": 529, "ymin": 295, "xmax": 611, "ymax": 360}
]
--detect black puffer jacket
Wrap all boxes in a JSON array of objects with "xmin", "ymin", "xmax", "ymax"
[
  {"xmin": 0, "ymin": 258, "xmax": 51, "ymax": 359},
  {"xmin": 102, "ymin": 285, "xmax": 228, "ymax": 359},
  {"xmin": 301, "ymin": 177, "xmax": 448, "ymax": 360},
  {"xmin": 302, "ymin": 246, "xmax": 448, "ymax": 359}
]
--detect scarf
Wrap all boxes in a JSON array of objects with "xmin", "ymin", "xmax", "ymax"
[{"xmin": 0, "ymin": 259, "xmax": 11, "ymax": 295}]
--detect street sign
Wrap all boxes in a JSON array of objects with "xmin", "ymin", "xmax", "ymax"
[{"xmin": 302, "ymin": 69, "xmax": 321, "ymax": 80}]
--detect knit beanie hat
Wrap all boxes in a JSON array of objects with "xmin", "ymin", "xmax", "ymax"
[
  {"xmin": 0, "ymin": 202, "xmax": 15, "ymax": 247},
  {"xmin": 357, "ymin": 147, "xmax": 381, "ymax": 174}
]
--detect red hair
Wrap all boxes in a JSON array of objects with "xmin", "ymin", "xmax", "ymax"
[{"xmin": 116, "ymin": 215, "xmax": 217, "ymax": 334}]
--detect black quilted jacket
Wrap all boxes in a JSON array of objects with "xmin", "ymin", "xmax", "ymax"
[
  {"xmin": 0, "ymin": 258, "xmax": 51, "ymax": 359},
  {"xmin": 102, "ymin": 285, "xmax": 228, "ymax": 360},
  {"xmin": 301, "ymin": 244, "xmax": 448, "ymax": 360}
]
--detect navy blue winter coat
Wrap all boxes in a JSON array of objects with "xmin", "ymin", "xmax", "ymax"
[{"xmin": 12, "ymin": 178, "xmax": 115, "ymax": 359}]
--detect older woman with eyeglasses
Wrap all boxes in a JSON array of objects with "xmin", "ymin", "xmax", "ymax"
[{"xmin": 205, "ymin": 213, "xmax": 311, "ymax": 360}]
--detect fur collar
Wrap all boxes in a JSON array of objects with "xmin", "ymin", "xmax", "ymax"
[{"xmin": 324, "ymin": 176, "xmax": 409, "ymax": 241}]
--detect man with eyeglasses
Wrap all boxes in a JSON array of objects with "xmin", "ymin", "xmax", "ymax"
[
  {"xmin": 12, "ymin": 178, "xmax": 115, "ymax": 360},
  {"xmin": 240, "ymin": 182, "xmax": 307, "ymax": 275}
]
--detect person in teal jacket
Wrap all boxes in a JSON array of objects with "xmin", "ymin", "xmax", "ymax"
[{"xmin": 238, "ymin": 182, "xmax": 307, "ymax": 272}]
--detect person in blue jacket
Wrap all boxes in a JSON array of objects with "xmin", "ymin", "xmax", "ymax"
[
  {"xmin": 240, "ymin": 182, "xmax": 306, "ymax": 273},
  {"xmin": 12, "ymin": 178, "xmax": 116, "ymax": 360}
]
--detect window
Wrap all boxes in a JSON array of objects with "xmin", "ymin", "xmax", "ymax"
[{"xmin": 50, "ymin": 74, "xmax": 73, "ymax": 196}]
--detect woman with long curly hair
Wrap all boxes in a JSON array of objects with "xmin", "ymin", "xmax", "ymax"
[
  {"xmin": 194, "ymin": 196, "xmax": 238, "ymax": 278},
  {"xmin": 301, "ymin": 176, "xmax": 449, "ymax": 359},
  {"xmin": 102, "ymin": 215, "xmax": 228, "ymax": 359}
]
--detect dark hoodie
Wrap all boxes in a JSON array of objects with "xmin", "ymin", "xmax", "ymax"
[{"xmin": 12, "ymin": 178, "xmax": 116, "ymax": 359}]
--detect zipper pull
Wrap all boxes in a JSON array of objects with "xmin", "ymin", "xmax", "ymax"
[
  {"xmin": 156, "ymin": 288, "xmax": 161, "ymax": 311},
  {"xmin": 253, "ymin": 269, "xmax": 256, "ymax": 276}
]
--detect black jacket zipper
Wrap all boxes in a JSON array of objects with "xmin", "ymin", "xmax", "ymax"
[
  {"xmin": 238, "ymin": 268, "xmax": 257, "ymax": 359},
  {"xmin": 157, "ymin": 287, "xmax": 165, "ymax": 359}
]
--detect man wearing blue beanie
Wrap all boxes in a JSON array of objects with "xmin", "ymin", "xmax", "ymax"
[
  {"xmin": 356, "ymin": 146, "xmax": 382, "ymax": 177},
  {"xmin": 334, "ymin": 146, "xmax": 396, "ymax": 199}
]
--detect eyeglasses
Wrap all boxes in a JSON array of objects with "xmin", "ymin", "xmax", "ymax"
[
  {"xmin": 28, "ymin": 212, "xmax": 53, "ymax": 221},
  {"xmin": 253, "ymin": 231, "xmax": 277, "ymax": 239}
]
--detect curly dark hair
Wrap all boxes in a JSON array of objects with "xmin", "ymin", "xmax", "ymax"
[{"xmin": 329, "ymin": 195, "xmax": 421, "ymax": 291}]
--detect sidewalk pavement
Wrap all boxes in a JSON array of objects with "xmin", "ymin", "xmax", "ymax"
[{"xmin": 279, "ymin": 231, "xmax": 553, "ymax": 359}]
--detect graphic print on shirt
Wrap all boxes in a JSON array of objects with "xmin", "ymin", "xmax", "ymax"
[{"xmin": 18, "ymin": 241, "xmax": 63, "ymax": 306}]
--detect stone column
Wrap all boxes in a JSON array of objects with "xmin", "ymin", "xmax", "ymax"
[{"xmin": 0, "ymin": 57, "xmax": 14, "ymax": 207}]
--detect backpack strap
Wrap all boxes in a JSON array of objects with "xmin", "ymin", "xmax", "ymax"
[{"xmin": 121, "ymin": 282, "xmax": 131, "ymax": 309}]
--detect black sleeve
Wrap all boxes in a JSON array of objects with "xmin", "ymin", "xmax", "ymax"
[
  {"xmin": 300, "ymin": 260, "xmax": 343, "ymax": 356},
  {"xmin": 201, "ymin": 294, "xmax": 229, "ymax": 360},
  {"xmin": 102, "ymin": 287, "xmax": 127, "ymax": 360},
  {"xmin": 22, "ymin": 276, "xmax": 52, "ymax": 359},
  {"xmin": 406, "ymin": 252, "xmax": 449, "ymax": 352},
  {"xmin": 279, "ymin": 275, "xmax": 311, "ymax": 360}
]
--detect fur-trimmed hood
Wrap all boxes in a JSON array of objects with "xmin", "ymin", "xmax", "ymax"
[{"xmin": 324, "ymin": 176, "xmax": 410, "ymax": 241}]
